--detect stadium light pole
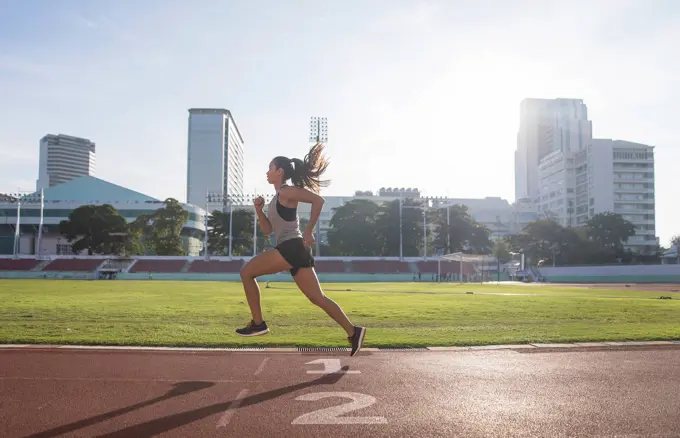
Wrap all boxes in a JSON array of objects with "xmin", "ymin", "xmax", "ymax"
[
  {"xmin": 36, "ymin": 188, "xmax": 44, "ymax": 258},
  {"xmin": 446, "ymin": 206, "xmax": 450, "ymax": 253},
  {"xmin": 309, "ymin": 116, "xmax": 327, "ymax": 257},
  {"xmin": 204, "ymin": 190, "xmax": 210, "ymax": 261},
  {"xmin": 422, "ymin": 210, "xmax": 427, "ymax": 261},
  {"xmin": 228, "ymin": 195, "xmax": 234, "ymax": 259},
  {"xmin": 13, "ymin": 196, "xmax": 20, "ymax": 258},
  {"xmin": 8, "ymin": 190, "xmax": 44, "ymax": 259},
  {"xmin": 399, "ymin": 196, "xmax": 403, "ymax": 260},
  {"xmin": 206, "ymin": 191, "xmax": 238, "ymax": 260}
]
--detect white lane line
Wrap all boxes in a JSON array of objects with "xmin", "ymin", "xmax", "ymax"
[
  {"xmin": 217, "ymin": 388, "xmax": 249, "ymax": 428},
  {"xmin": 253, "ymin": 357, "xmax": 269, "ymax": 376},
  {"xmin": 1, "ymin": 377, "xmax": 253, "ymax": 384}
]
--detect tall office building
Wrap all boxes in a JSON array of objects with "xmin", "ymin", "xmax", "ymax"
[
  {"xmin": 36, "ymin": 134, "xmax": 96, "ymax": 191},
  {"xmin": 186, "ymin": 108, "xmax": 244, "ymax": 208},
  {"xmin": 515, "ymin": 98, "xmax": 592, "ymax": 201}
]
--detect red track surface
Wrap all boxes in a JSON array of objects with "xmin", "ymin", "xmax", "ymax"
[{"xmin": 2, "ymin": 346, "xmax": 680, "ymax": 437}]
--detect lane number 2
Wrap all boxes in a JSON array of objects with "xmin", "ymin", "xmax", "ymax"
[
  {"xmin": 305, "ymin": 359, "xmax": 360, "ymax": 375},
  {"xmin": 292, "ymin": 392, "xmax": 387, "ymax": 425}
]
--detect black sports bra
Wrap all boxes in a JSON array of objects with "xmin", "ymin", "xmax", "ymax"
[{"xmin": 276, "ymin": 185, "xmax": 297, "ymax": 221}]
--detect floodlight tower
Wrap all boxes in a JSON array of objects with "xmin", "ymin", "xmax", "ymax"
[
  {"xmin": 308, "ymin": 116, "xmax": 328, "ymax": 257},
  {"xmin": 309, "ymin": 116, "xmax": 328, "ymax": 144}
]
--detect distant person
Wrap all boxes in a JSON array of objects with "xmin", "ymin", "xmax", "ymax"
[{"xmin": 235, "ymin": 141, "xmax": 366, "ymax": 356}]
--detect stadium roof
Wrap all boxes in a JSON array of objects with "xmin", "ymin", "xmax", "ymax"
[
  {"xmin": 30, "ymin": 176, "xmax": 160, "ymax": 203},
  {"xmin": 442, "ymin": 252, "xmax": 490, "ymax": 262},
  {"xmin": 0, "ymin": 193, "xmax": 17, "ymax": 202}
]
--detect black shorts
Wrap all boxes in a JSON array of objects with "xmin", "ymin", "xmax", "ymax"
[{"xmin": 275, "ymin": 237, "xmax": 315, "ymax": 277}]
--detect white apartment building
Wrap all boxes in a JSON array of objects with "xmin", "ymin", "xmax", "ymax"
[
  {"xmin": 186, "ymin": 108, "xmax": 244, "ymax": 209},
  {"xmin": 515, "ymin": 98, "xmax": 592, "ymax": 202},
  {"xmin": 586, "ymin": 139, "xmax": 657, "ymax": 252},
  {"xmin": 538, "ymin": 138, "xmax": 657, "ymax": 252},
  {"xmin": 36, "ymin": 134, "xmax": 96, "ymax": 191}
]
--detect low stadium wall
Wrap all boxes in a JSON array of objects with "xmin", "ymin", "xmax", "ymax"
[
  {"xmin": 2, "ymin": 256, "xmax": 679, "ymax": 283},
  {"xmin": 536, "ymin": 265, "xmax": 680, "ymax": 283},
  {"xmin": 0, "ymin": 271, "xmax": 417, "ymax": 282}
]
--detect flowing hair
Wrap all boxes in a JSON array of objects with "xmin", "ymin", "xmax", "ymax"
[{"xmin": 272, "ymin": 142, "xmax": 330, "ymax": 192}]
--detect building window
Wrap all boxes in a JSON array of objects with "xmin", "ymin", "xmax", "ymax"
[{"xmin": 56, "ymin": 244, "xmax": 74, "ymax": 256}]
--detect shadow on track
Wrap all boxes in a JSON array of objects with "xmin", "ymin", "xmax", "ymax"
[
  {"xmin": 27, "ymin": 367, "xmax": 351, "ymax": 438},
  {"xmin": 25, "ymin": 381, "xmax": 215, "ymax": 438}
]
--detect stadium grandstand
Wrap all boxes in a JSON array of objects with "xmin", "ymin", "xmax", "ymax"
[
  {"xmin": 1, "ymin": 177, "xmax": 679, "ymax": 283},
  {"xmin": 0, "ymin": 175, "xmax": 206, "ymax": 259}
]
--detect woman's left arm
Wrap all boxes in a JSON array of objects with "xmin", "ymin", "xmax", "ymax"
[{"xmin": 280, "ymin": 186, "xmax": 325, "ymax": 236}]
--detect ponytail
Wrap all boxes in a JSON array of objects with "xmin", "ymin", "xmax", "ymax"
[{"xmin": 273, "ymin": 142, "xmax": 330, "ymax": 192}]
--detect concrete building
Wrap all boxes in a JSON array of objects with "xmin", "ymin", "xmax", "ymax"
[
  {"xmin": 36, "ymin": 134, "xmax": 96, "ymax": 191},
  {"xmin": 515, "ymin": 98, "xmax": 592, "ymax": 202},
  {"xmin": 0, "ymin": 176, "xmax": 206, "ymax": 257},
  {"xmin": 186, "ymin": 108, "xmax": 244, "ymax": 209},
  {"xmin": 537, "ymin": 138, "xmax": 657, "ymax": 252},
  {"xmin": 586, "ymin": 139, "xmax": 657, "ymax": 252}
]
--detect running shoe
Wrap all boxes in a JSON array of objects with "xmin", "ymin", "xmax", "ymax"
[
  {"xmin": 235, "ymin": 320, "xmax": 270, "ymax": 336},
  {"xmin": 348, "ymin": 326, "xmax": 366, "ymax": 356}
]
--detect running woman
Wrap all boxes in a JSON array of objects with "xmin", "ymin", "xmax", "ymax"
[{"xmin": 235, "ymin": 141, "xmax": 366, "ymax": 356}]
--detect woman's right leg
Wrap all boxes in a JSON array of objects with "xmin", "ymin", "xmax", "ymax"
[{"xmin": 293, "ymin": 266, "xmax": 366, "ymax": 356}]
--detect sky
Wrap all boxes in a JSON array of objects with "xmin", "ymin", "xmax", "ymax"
[{"xmin": 1, "ymin": 0, "xmax": 679, "ymax": 246}]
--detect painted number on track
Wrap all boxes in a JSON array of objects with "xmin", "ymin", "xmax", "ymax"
[
  {"xmin": 291, "ymin": 392, "xmax": 387, "ymax": 425},
  {"xmin": 305, "ymin": 359, "xmax": 360, "ymax": 374}
]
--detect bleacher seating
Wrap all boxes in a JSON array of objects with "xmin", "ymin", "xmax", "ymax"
[
  {"xmin": 43, "ymin": 259, "xmax": 102, "ymax": 272},
  {"xmin": 314, "ymin": 260, "xmax": 345, "ymax": 273},
  {"xmin": 351, "ymin": 260, "xmax": 410, "ymax": 273},
  {"xmin": 188, "ymin": 260, "xmax": 243, "ymax": 273},
  {"xmin": 129, "ymin": 259, "xmax": 186, "ymax": 273},
  {"xmin": 0, "ymin": 259, "xmax": 40, "ymax": 271}
]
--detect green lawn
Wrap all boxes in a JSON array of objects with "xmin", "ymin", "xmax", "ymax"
[{"xmin": 0, "ymin": 280, "xmax": 678, "ymax": 348}]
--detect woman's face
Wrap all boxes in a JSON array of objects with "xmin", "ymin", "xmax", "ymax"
[{"xmin": 266, "ymin": 161, "xmax": 283, "ymax": 184}]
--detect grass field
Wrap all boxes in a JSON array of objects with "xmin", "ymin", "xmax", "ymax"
[{"xmin": 1, "ymin": 280, "xmax": 679, "ymax": 348}]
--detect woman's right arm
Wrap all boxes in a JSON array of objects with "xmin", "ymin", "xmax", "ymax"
[{"xmin": 254, "ymin": 196, "xmax": 273, "ymax": 235}]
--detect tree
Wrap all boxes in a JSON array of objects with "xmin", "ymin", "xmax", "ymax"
[
  {"xmin": 207, "ymin": 209, "xmax": 255, "ymax": 256},
  {"xmin": 327, "ymin": 199, "xmax": 382, "ymax": 256},
  {"xmin": 126, "ymin": 213, "xmax": 155, "ymax": 255},
  {"xmin": 586, "ymin": 212, "xmax": 636, "ymax": 252},
  {"xmin": 521, "ymin": 219, "xmax": 566, "ymax": 265},
  {"xmin": 506, "ymin": 219, "xmax": 587, "ymax": 266},
  {"xmin": 375, "ymin": 199, "xmax": 424, "ymax": 257},
  {"xmin": 492, "ymin": 239, "xmax": 511, "ymax": 264},
  {"xmin": 59, "ymin": 204, "xmax": 128, "ymax": 255},
  {"xmin": 146, "ymin": 198, "xmax": 189, "ymax": 256},
  {"xmin": 505, "ymin": 212, "xmax": 643, "ymax": 267},
  {"xmin": 431, "ymin": 205, "xmax": 491, "ymax": 255}
]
